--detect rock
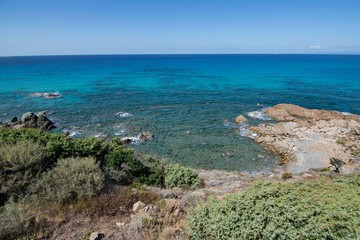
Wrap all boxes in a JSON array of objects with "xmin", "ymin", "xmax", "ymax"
[
  {"xmin": 89, "ymin": 232, "xmax": 105, "ymax": 240},
  {"xmin": 302, "ymin": 173, "xmax": 315, "ymax": 179},
  {"xmin": 116, "ymin": 222, "xmax": 126, "ymax": 227},
  {"xmin": 265, "ymin": 108, "xmax": 290, "ymax": 121},
  {"xmin": 21, "ymin": 112, "xmax": 38, "ymax": 128},
  {"xmin": 63, "ymin": 130, "xmax": 70, "ymax": 136},
  {"xmin": 143, "ymin": 204, "xmax": 160, "ymax": 213},
  {"xmin": 10, "ymin": 117, "xmax": 18, "ymax": 123},
  {"xmin": 222, "ymin": 152, "xmax": 233, "ymax": 158},
  {"xmin": 235, "ymin": 115, "xmax": 247, "ymax": 124},
  {"xmin": 138, "ymin": 131, "xmax": 153, "ymax": 142},
  {"xmin": 12, "ymin": 124, "xmax": 25, "ymax": 129},
  {"xmin": 281, "ymin": 172, "xmax": 292, "ymax": 179},
  {"xmin": 250, "ymin": 104, "xmax": 360, "ymax": 174},
  {"xmin": 132, "ymin": 201, "xmax": 146, "ymax": 212},
  {"xmin": 349, "ymin": 157, "xmax": 360, "ymax": 164},
  {"xmin": 330, "ymin": 158, "xmax": 345, "ymax": 173},
  {"xmin": 268, "ymin": 173, "xmax": 277, "ymax": 179},
  {"xmin": 120, "ymin": 136, "xmax": 139, "ymax": 145},
  {"xmin": 37, "ymin": 114, "xmax": 55, "ymax": 129}
]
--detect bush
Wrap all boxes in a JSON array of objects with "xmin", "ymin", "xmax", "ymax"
[
  {"xmin": 0, "ymin": 128, "xmax": 113, "ymax": 162},
  {"xmin": 352, "ymin": 150, "xmax": 360, "ymax": 156},
  {"xmin": 165, "ymin": 163, "xmax": 201, "ymax": 189},
  {"xmin": 189, "ymin": 177, "xmax": 360, "ymax": 240},
  {"xmin": 30, "ymin": 157, "xmax": 105, "ymax": 203},
  {"xmin": 105, "ymin": 149, "xmax": 145, "ymax": 182},
  {"xmin": 0, "ymin": 141, "xmax": 47, "ymax": 199},
  {"xmin": 0, "ymin": 200, "xmax": 31, "ymax": 239}
]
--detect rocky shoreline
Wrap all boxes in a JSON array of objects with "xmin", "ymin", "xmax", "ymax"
[
  {"xmin": 0, "ymin": 111, "xmax": 55, "ymax": 130},
  {"xmin": 247, "ymin": 104, "xmax": 360, "ymax": 174}
]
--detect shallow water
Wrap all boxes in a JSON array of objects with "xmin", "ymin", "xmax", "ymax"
[{"xmin": 1, "ymin": 54, "xmax": 359, "ymax": 172}]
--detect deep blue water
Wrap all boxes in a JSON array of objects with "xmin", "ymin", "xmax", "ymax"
[{"xmin": 1, "ymin": 54, "xmax": 360, "ymax": 172}]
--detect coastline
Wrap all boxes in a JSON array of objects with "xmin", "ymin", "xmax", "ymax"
[{"xmin": 249, "ymin": 104, "xmax": 360, "ymax": 174}]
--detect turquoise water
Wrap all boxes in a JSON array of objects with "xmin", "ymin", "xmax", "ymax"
[{"xmin": 1, "ymin": 54, "xmax": 360, "ymax": 172}]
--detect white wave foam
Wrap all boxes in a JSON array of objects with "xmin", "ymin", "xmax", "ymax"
[
  {"xmin": 247, "ymin": 108, "xmax": 272, "ymax": 120},
  {"xmin": 223, "ymin": 120, "xmax": 239, "ymax": 128},
  {"xmin": 67, "ymin": 130, "xmax": 81, "ymax": 137},
  {"xmin": 341, "ymin": 112, "xmax": 352, "ymax": 116},
  {"xmin": 93, "ymin": 133, "xmax": 107, "ymax": 138},
  {"xmin": 238, "ymin": 123, "xmax": 258, "ymax": 138},
  {"xmin": 121, "ymin": 136, "xmax": 141, "ymax": 144},
  {"xmin": 115, "ymin": 112, "xmax": 132, "ymax": 117},
  {"xmin": 29, "ymin": 91, "xmax": 62, "ymax": 99}
]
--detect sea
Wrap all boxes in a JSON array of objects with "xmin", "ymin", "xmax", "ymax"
[{"xmin": 1, "ymin": 54, "xmax": 359, "ymax": 172}]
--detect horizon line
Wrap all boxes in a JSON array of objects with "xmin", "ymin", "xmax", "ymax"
[{"xmin": 1, "ymin": 52, "xmax": 360, "ymax": 57}]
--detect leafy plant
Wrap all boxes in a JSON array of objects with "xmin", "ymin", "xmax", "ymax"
[
  {"xmin": 165, "ymin": 163, "xmax": 201, "ymax": 189},
  {"xmin": 30, "ymin": 157, "xmax": 105, "ymax": 203},
  {"xmin": 105, "ymin": 149, "xmax": 145, "ymax": 182},
  {"xmin": 336, "ymin": 137, "xmax": 346, "ymax": 145},
  {"xmin": 352, "ymin": 150, "xmax": 360, "ymax": 156},
  {"xmin": 0, "ymin": 141, "xmax": 47, "ymax": 199},
  {"xmin": 189, "ymin": 177, "xmax": 360, "ymax": 240},
  {"xmin": 0, "ymin": 199, "xmax": 31, "ymax": 239}
]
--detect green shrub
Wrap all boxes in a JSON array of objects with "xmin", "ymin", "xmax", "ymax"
[
  {"xmin": 30, "ymin": 157, "xmax": 105, "ymax": 203},
  {"xmin": 336, "ymin": 138, "xmax": 346, "ymax": 145},
  {"xmin": 0, "ymin": 142, "xmax": 47, "ymax": 199},
  {"xmin": 0, "ymin": 200, "xmax": 31, "ymax": 239},
  {"xmin": 105, "ymin": 149, "xmax": 145, "ymax": 182},
  {"xmin": 165, "ymin": 163, "xmax": 201, "ymax": 189},
  {"xmin": 0, "ymin": 128, "xmax": 165, "ymax": 188},
  {"xmin": 189, "ymin": 177, "xmax": 360, "ymax": 240},
  {"xmin": 352, "ymin": 150, "xmax": 360, "ymax": 156},
  {"xmin": 0, "ymin": 128, "xmax": 112, "ymax": 162}
]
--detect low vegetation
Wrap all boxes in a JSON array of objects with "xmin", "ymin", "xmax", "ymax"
[
  {"xmin": 30, "ymin": 157, "xmax": 105, "ymax": 203},
  {"xmin": 1, "ymin": 128, "xmax": 360, "ymax": 239},
  {"xmin": 352, "ymin": 150, "xmax": 360, "ymax": 156},
  {"xmin": 165, "ymin": 163, "xmax": 201, "ymax": 189},
  {"xmin": 189, "ymin": 176, "xmax": 360, "ymax": 240},
  {"xmin": 0, "ymin": 128, "xmax": 200, "ymax": 239}
]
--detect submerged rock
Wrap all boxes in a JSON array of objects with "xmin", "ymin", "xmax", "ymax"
[
  {"xmin": 120, "ymin": 131, "xmax": 154, "ymax": 144},
  {"xmin": 235, "ymin": 114, "xmax": 247, "ymax": 124},
  {"xmin": 138, "ymin": 131, "xmax": 154, "ymax": 142}
]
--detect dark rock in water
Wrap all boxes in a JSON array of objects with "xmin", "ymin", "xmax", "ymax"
[
  {"xmin": 11, "ymin": 117, "xmax": 18, "ymax": 123},
  {"xmin": 222, "ymin": 152, "xmax": 233, "ymax": 158},
  {"xmin": 330, "ymin": 157, "xmax": 345, "ymax": 173},
  {"xmin": 37, "ymin": 114, "xmax": 55, "ymax": 130},
  {"xmin": 2, "ymin": 112, "xmax": 55, "ymax": 130},
  {"xmin": 138, "ymin": 131, "xmax": 154, "ymax": 142},
  {"xmin": 21, "ymin": 112, "xmax": 38, "ymax": 128}
]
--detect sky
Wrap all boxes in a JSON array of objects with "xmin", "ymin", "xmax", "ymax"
[{"xmin": 0, "ymin": 0, "xmax": 360, "ymax": 56}]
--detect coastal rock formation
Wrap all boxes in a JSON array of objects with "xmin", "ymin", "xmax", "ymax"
[
  {"xmin": 120, "ymin": 131, "xmax": 154, "ymax": 144},
  {"xmin": 235, "ymin": 115, "xmax": 247, "ymax": 124},
  {"xmin": 249, "ymin": 104, "xmax": 360, "ymax": 174},
  {"xmin": 1, "ymin": 112, "xmax": 55, "ymax": 130}
]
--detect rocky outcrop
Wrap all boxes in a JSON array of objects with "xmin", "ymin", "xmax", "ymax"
[
  {"xmin": 235, "ymin": 115, "xmax": 247, "ymax": 124},
  {"xmin": 3, "ymin": 112, "xmax": 55, "ymax": 130},
  {"xmin": 249, "ymin": 104, "xmax": 360, "ymax": 174},
  {"xmin": 265, "ymin": 103, "xmax": 360, "ymax": 122},
  {"xmin": 120, "ymin": 131, "xmax": 154, "ymax": 144}
]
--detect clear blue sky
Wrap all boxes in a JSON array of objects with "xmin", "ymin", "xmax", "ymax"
[{"xmin": 1, "ymin": 0, "xmax": 360, "ymax": 56}]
